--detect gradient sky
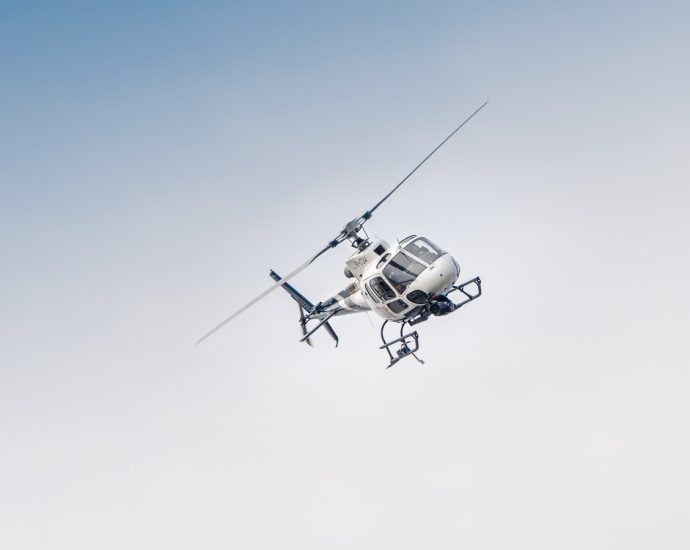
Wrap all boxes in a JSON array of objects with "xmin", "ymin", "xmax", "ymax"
[{"xmin": 2, "ymin": 2, "xmax": 690, "ymax": 549}]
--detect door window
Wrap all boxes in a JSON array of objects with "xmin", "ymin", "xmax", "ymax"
[{"xmin": 368, "ymin": 276, "xmax": 396, "ymax": 301}]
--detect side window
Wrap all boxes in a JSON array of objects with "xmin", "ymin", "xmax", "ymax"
[{"xmin": 368, "ymin": 276, "xmax": 396, "ymax": 301}]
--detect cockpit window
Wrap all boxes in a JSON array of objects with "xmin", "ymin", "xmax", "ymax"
[
  {"xmin": 403, "ymin": 238, "xmax": 445, "ymax": 264},
  {"xmin": 368, "ymin": 276, "xmax": 396, "ymax": 301},
  {"xmin": 383, "ymin": 252, "xmax": 426, "ymax": 294}
]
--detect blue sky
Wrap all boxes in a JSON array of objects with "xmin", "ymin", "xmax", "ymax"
[{"xmin": 2, "ymin": 2, "xmax": 690, "ymax": 548}]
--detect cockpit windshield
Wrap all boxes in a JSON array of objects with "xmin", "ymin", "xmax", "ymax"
[
  {"xmin": 383, "ymin": 252, "xmax": 426, "ymax": 294},
  {"xmin": 403, "ymin": 237, "xmax": 445, "ymax": 264}
]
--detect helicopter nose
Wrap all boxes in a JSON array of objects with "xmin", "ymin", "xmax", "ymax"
[{"xmin": 416, "ymin": 254, "xmax": 460, "ymax": 295}]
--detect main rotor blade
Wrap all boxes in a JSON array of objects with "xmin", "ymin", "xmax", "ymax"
[
  {"xmin": 196, "ymin": 242, "xmax": 335, "ymax": 345},
  {"xmin": 365, "ymin": 101, "xmax": 488, "ymax": 219},
  {"xmin": 197, "ymin": 102, "xmax": 488, "ymax": 345}
]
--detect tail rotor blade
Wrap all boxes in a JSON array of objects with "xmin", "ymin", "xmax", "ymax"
[
  {"xmin": 197, "ymin": 242, "xmax": 334, "ymax": 345},
  {"xmin": 324, "ymin": 321, "xmax": 339, "ymax": 347},
  {"xmin": 298, "ymin": 305, "xmax": 313, "ymax": 347}
]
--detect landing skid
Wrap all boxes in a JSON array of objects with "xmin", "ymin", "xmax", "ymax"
[{"xmin": 379, "ymin": 320, "xmax": 425, "ymax": 368}]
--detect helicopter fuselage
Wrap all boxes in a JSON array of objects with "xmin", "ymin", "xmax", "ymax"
[{"xmin": 327, "ymin": 235, "xmax": 461, "ymax": 322}]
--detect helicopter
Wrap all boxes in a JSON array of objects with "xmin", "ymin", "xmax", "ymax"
[{"xmin": 198, "ymin": 102, "xmax": 487, "ymax": 367}]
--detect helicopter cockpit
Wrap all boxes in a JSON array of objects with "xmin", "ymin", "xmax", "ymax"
[
  {"xmin": 383, "ymin": 237, "xmax": 447, "ymax": 288},
  {"xmin": 364, "ymin": 236, "xmax": 458, "ymax": 318}
]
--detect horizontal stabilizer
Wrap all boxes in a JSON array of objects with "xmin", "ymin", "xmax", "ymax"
[{"xmin": 269, "ymin": 270, "xmax": 314, "ymax": 311}]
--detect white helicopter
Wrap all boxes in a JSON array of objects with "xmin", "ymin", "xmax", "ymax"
[{"xmin": 198, "ymin": 102, "xmax": 487, "ymax": 367}]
